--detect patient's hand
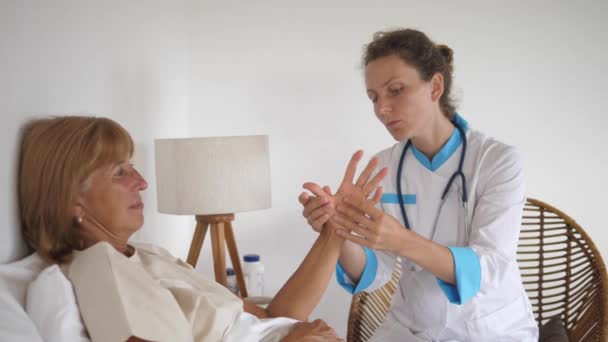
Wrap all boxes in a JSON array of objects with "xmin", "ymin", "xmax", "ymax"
[
  {"xmin": 298, "ymin": 185, "xmax": 334, "ymax": 232},
  {"xmin": 281, "ymin": 319, "xmax": 344, "ymax": 342},
  {"xmin": 299, "ymin": 150, "xmax": 388, "ymax": 233}
]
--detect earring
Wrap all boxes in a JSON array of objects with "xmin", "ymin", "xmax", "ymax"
[{"xmin": 77, "ymin": 216, "xmax": 83, "ymax": 224}]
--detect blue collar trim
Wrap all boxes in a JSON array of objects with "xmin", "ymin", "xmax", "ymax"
[{"xmin": 410, "ymin": 114, "xmax": 468, "ymax": 172}]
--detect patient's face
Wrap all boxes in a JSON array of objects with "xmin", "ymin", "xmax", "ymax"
[{"xmin": 78, "ymin": 159, "xmax": 148, "ymax": 240}]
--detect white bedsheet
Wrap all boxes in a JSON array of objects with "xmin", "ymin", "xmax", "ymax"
[{"xmin": 223, "ymin": 311, "xmax": 298, "ymax": 342}]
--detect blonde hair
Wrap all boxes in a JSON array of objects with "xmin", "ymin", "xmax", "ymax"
[{"xmin": 18, "ymin": 115, "xmax": 134, "ymax": 263}]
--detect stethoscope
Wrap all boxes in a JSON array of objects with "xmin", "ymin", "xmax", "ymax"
[{"xmin": 396, "ymin": 119, "xmax": 470, "ymax": 244}]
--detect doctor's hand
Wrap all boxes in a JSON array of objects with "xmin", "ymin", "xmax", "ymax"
[
  {"xmin": 332, "ymin": 193, "xmax": 410, "ymax": 254},
  {"xmin": 299, "ymin": 150, "xmax": 388, "ymax": 233}
]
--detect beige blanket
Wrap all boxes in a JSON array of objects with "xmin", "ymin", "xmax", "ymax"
[{"xmin": 65, "ymin": 242, "xmax": 243, "ymax": 342}]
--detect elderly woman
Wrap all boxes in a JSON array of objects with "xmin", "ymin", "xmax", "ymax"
[{"xmin": 18, "ymin": 116, "xmax": 385, "ymax": 341}]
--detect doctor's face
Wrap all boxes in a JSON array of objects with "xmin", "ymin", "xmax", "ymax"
[{"xmin": 365, "ymin": 54, "xmax": 436, "ymax": 141}]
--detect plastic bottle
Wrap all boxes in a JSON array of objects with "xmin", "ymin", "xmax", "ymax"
[
  {"xmin": 243, "ymin": 254, "xmax": 264, "ymax": 297},
  {"xmin": 226, "ymin": 267, "xmax": 239, "ymax": 295}
]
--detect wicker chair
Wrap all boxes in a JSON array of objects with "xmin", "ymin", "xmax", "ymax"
[{"xmin": 346, "ymin": 198, "xmax": 608, "ymax": 342}]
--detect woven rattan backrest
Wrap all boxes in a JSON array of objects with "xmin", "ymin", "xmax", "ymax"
[
  {"xmin": 346, "ymin": 262, "xmax": 401, "ymax": 342},
  {"xmin": 347, "ymin": 198, "xmax": 607, "ymax": 342},
  {"xmin": 520, "ymin": 198, "xmax": 607, "ymax": 341}
]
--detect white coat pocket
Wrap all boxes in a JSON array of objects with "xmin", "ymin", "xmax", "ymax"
[{"xmin": 465, "ymin": 295, "xmax": 533, "ymax": 341}]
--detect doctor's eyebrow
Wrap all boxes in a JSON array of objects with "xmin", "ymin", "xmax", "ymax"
[
  {"xmin": 382, "ymin": 76, "xmax": 400, "ymax": 87},
  {"xmin": 366, "ymin": 76, "xmax": 402, "ymax": 92}
]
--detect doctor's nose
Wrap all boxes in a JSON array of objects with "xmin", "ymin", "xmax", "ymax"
[{"xmin": 376, "ymin": 99, "xmax": 392, "ymax": 118}]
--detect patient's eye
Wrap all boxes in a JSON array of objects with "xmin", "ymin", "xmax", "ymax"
[
  {"xmin": 113, "ymin": 163, "xmax": 132, "ymax": 177},
  {"xmin": 114, "ymin": 166, "xmax": 126, "ymax": 177}
]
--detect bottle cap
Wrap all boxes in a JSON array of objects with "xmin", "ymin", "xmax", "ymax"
[{"xmin": 243, "ymin": 254, "xmax": 260, "ymax": 262}]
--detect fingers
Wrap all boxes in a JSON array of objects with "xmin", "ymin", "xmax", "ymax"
[
  {"xmin": 313, "ymin": 319, "xmax": 335, "ymax": 335},
  {"xmin": 313, "ymin": 318, "xmax": 327, "ymax": 326},
  {"xmin": 342, "ymin": 150, "xmax": 363, "ymax": 185},
  {"xmin": 343, "ymin": 196, "xmax": 383, "ymax": 220},
  {"xmin": 309, "ymin": 213, "xmax": 330, "ymax": 231},
  {"xmin": 371, "ymin": 186, "xmax": 383, "ymax": 205},
  {"xmin": 300, "ymin": 183, "xmax": 336, "ymax": 233},
  {"xmin": 298, "ymin": 192, "xmax": 310, "ymax": 205},
  {"xmin": 354, "ymin": 156, "xmax": 379, "ymax": 190},
  {"xmin": 303, "ymin": 319, "xmax": 342, "ymax": 340},
  {"xmin": 309, "ymin": 205, "xmax": 329, "ymax": 221},
  {"xmin": 303, "ymin": 182, "xmax": 331, "ymax": 198},
  {"xmin": 308, "ymin": 204, "xmax": 331, "ymax": 231},
  {"xmin": 336, "ymin": 204, "xmax": 374, "ymax": 228},
  {"xmin": 333, "ymin": 214, "xmax": 372, "ymax": 240},
  {"xmin": 302, "ymin": 196, "xmax": 329, "ymax": 217},
  {"xmin": 311, "ymin": 319, "xmax": 329, "ymax": 331},
  {"xmin": 335, "ymin": 228, "xmax": 373, "ymax": 249},
  {"xmin": 362, "ymin": 166, "xmax": 389, "ymax": 197},
  {"xmin": 334, "ymin": 215, "xmax": 375, "ymax": 241}
]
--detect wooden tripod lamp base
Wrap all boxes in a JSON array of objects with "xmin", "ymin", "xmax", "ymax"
[{"xmin": 186, "ymin": 214, "xmax": 249, "ymax": 298}]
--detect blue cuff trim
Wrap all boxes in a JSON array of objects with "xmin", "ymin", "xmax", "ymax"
[
  {"xmin": 381, "ymin": 193, "xmax": 416, "ymax": 205},
  {"xmin": 411, "ymin": 113, "xmax": 469, "ymax": 172},
  {"xmin": 335, "ymin": 247, "xmax": 378, "ymax": 294},
  {"xmin": 436, "ymin": 246, "xmax": 481, "ymax": 305}
]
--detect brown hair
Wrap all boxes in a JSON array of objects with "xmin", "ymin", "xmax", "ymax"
[
  {"xmin": 18, "ymin": 116, "xmax": 134, "ymax": 263},
  {"xmin": 363, "ymin": 28, "xmax": 456, "ymax": 117}
]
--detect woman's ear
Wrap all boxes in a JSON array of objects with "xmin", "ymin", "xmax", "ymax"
[
  {"xmin": 430, "ymin": 73, "xmax": 444, "ymax": 103},
  {"xmin": 72, "ymin": 198, "xmax": 86, "ymax": 222}
]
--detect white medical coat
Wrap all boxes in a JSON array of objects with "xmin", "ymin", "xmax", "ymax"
[{"xmin": 337, "ymin": 117, "xmax": 538, "ymax": 341}]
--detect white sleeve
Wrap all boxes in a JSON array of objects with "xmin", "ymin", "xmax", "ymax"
[{"xmin": 469, "ymin": 146, "xmax": 526, "ymax": 295}]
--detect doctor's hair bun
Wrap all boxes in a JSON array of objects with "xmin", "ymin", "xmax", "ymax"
[{"xmin": 437, "ymin": 44, "xmax": 454, "ymax": 66}]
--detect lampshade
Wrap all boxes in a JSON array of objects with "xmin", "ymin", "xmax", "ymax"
[{"xmin": 154, "ymin": 135, "xmax": 271, "ymax": 215}]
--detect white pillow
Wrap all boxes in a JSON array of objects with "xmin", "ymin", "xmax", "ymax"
[
  {"xmin": 26, "ymin": 265, "xmax": 90, "ymax": 342},
  {"xmin": 0, "ymin": 288, "xmax": 43, "ymax": 341},
  {"xmin": 0, "ymin": 253, "xmax": 46, "ymax": 341}
]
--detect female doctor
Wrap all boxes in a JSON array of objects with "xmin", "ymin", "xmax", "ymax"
[{"xmin": 299, "ymin": 28, "xmax": 538, "ymax": 341}]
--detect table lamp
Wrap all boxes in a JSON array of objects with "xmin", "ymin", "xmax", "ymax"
[{"xmin": 154, "ymin": 135, "xmax": 271, "ymax": 298}]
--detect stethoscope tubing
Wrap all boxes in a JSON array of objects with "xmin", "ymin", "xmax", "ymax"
[{"xmin": 396, "ymin": 120, "xmax": 469, "ymax": 242}]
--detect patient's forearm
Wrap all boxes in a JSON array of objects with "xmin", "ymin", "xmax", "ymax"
[{"xmin": 265, "ymin": 227, "xmax": 343, "ymax": 320}]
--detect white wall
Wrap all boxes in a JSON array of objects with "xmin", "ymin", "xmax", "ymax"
[
  {"xmin": 2, "ymin": 0, "xmax": 606, "ymax": 337},
  {"xmin": 0, "ymin": 0, "xmax": 194, "ymax": 264}
]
